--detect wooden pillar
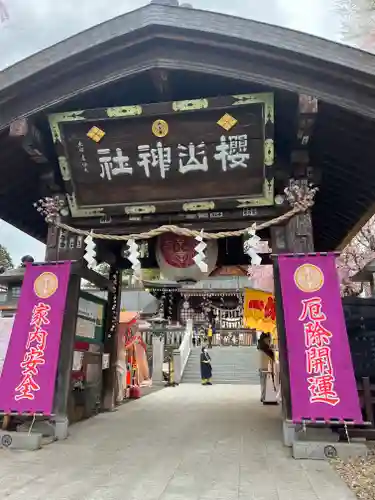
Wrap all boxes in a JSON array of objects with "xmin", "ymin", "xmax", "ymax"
[
  {"xmin": 53, "ymin": 274, "xmax": 81, "ymax": 439},
  {"xmin": 45, "ymin": 225, "xmax": 85, "ymax": 262},
  {"xmin": 285, "ymin": 210, "xmax": 314, "ymax": 253},
  {"xmin": 45, "ymin": 225, "xmax": 85, "ymax": 438},
  {"xmin": 284, "ymin": 94, "xmax": 317, "ymax": 254},
  {"xmin": 271, "ymin": 182, "xmax": 315, "ymax": 422},
  {"xmin": 102, "ymin": 266, "xmax": 122, "ymax": 411}
]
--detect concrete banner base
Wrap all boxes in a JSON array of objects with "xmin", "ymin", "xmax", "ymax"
[
  {"xmin": 292, "ymin": 440, "xmax": 368, "ymax": 460},
  {"xmin": 0, "ymin": 431, "xmax": 42, "ymax": 451}
]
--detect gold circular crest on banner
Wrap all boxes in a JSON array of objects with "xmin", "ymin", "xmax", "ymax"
[
  {"xmin": 294, "ymin": 264, "xmax": 324, "ymax": 293},
  {"xmin": 34, "ymin": 272, "xmax": 59, "ymax": 299},
  {"xmin": 152, "ymin": 119, "xmax": 169, "ymax": 138}
]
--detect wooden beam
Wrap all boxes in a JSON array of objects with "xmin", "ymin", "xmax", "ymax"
[
  {"xmin": 336, "ymin": 201, "xmax": 375, "ymax": 251},
  {"xmin": 71, "ymin": 206, "xmax": 285, "ymax": 230},
  {"xmin": 45, "ymin": 226, "xmax": 86, "ymax": 262},
  {"xmin": 71, "ymin": 261, "xmax": 114, "ymax": 292},
  {"xmin": 283, "ymin": 95, "xmax": 318, "ymax": 252},
  {"xmin": 53, "ymin": 273, "xmax": 81, "ymax": 438},
  {"xmin": 95, "ymin": 242, "xmax": 118, "ymax": 267},
  {"xmin": 102, "ymin": 266, "xmax": 122, "ymax": 411}
]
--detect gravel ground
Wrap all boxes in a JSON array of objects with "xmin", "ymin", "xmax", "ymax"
[{"xmin": 332, "ymin": 444, "xmax": 375, "ymax": 500}]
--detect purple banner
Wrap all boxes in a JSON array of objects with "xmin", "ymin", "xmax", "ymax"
[
  {"xmin": 0, "ymin": 262, "xmax": 71, "ymax": 415},
  {"xmin": 278, "ymin": 254, "xmax": 362, "ymax": 423}
]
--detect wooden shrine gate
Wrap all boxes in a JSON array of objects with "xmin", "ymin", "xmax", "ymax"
[{"xmin": 1, "ymin": 1, "xmax": 375, "ymax": 439}]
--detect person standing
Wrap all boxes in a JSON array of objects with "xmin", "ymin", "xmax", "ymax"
[
  {"xmin": 207, "ymin": 323, "xmax": 213, "ymax": 349},
  {"xmin": 192, "ymin": 327, "xmax": 198, "ymax": 347},
  {"xmin": 200, "ymin": 346, "xmax": 212, "ymax": 385},
  {"xmin": 257, "ymin": 333, "xmax": 276, "ymax": 403}
]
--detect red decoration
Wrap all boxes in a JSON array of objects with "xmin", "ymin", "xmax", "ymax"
[
  {"xmin": 159, "ymin": 233, "xmax": 196, "ymax": 269},
  {"xmin": 129, "ymin": 386, "xmax": 141, "ymax": 399},
  {"xmin": 264, "ymin": 296, "xmax": 276, "ymax": 321}
]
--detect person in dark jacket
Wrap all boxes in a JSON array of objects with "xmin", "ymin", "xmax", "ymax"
[
  {"xmin": 257, "ymin": 333, "xmax": 275, "ymax": 403},
  {"xmin": 200, "ymin": 346, "xmax": 212, "ymax": 385}
]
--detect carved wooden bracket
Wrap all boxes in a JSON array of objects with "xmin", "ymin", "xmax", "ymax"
[
  {"xmin": 9, "ymin": 117, "xmax": 48, "ymax": 164},
  {"xmin": 150, "ymin": 69, "xmax": 171, "ymax": 99}
]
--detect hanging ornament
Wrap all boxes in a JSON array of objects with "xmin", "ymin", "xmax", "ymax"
[
  {"xmin": 193, "ymin": 229, "xmax": 208, "ymax": 273},
  {"xmin": 159, "ymin": 290, "xmax": 166, "ymax": 318},
  {"xmin": 182, "ymin": 297, "xmax": 190, "ymax": 310},
  {"xmin": 243, "ymin": 224, "xmax": 262, "ymax": 267},
  {"xmin": 127, "ymin": 239, "xmax": 141, "ymax": 275},
  {"xmin": 84, "ymin": 232, "xmax": 97, "ymax": 269},
  {"xmin": 167, "ymin": 292, "xmax": 173, "ymax": 320}
]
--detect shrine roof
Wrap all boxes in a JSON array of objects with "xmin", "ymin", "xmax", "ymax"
[
  {"xmin": 2, "ymin": 3, "xmax": 375, "ymax": 127},
  {"xmin": 119, "ymin": 311, "xmax": 139, "ymax": 324},
  {"xmin": 0, "ymin": 267, "xmax": 26, "ymax": 285},
  {"xmin": 0, "ymin": 3, "xmax": 375, "ymax": 249}
]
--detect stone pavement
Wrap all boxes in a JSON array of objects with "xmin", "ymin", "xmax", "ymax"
[{"xmin": 0, "ymin": 384, "xmax": 355, "ymax": 500}]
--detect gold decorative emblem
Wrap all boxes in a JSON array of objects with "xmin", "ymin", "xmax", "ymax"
[
  {"xmin": 125, "ymin": 205, "xmax": 156, "ymax": 215},
  {"xmin": 107, "ymin": 105, "xmax": 142, "ymax": 118},
  {"xmin": 294, "ymin": 264, "xmax": 324, "ymax": 293},
  {"xmin": 152, "ymin": 119, "xmax": 169, "ymax": 138},
  {"xmin": 217, "ymin": 113, "xmax": 238, "ymax": 131},
  {"xmin": 183, "ymin": 201, "xmax": 215, "ymax": 212},
  {"xmin": 87, "ymin": 126, "xmax": 105, "ymax": 143},
  {"xmin": 264, "ymin": 139, "xmax": 274, "ymax": 166},
  {"xmin": 172, "ymin": 99, "xmax": 208, "ymax": 112},
  {"xmin": 34, "ymin": 272, "xmax": 59, "ymax": 299}
]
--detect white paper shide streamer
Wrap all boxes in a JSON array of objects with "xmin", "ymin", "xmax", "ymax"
[
  {"xmin": 127, "ymin": 239, "xmax": 141, "ymax": 275},
  {"xmin": 194, "ymin": 229, "xmax": 208, "ymax": 273},
  {"xmin": 84, "ymin": 232, "xmax": 97, "ymax": 269},
  {"xmin": 244, "ymin": 224, "xmax": 262, "ymax": 272}
]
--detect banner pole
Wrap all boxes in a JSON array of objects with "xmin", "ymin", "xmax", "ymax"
[
  {"xmin": 272, "ymin": 256, "xmax": 292, "ymax": 420},
  {"xmin": 53, "ymin": 273, "xmax": 81, "ymax": 439}
]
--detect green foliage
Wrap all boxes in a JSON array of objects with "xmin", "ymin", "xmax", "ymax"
[
  {"xmin": 95, "ymin": 262, "xmax": 110, "ymax": 277},
  {"xmin": 0, "ymin": 244, "xmax": 13, "ymax": 270}
]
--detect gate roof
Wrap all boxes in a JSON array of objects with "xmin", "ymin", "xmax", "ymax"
[{"xmin": 1, "ymin": 2, "xmax": 375, "ymax": 250}]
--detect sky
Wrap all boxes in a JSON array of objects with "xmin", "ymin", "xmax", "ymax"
[{"xmin": 0, "ymin": 0, "xmax": 355, "ymax": 263}]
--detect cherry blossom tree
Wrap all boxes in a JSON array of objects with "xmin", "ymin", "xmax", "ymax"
[
  {"xmin": 337, "ymin": 216, "xmax": 375, "ymax": 296},
  {"xmin": 248, "ymin": 265, "xmax": 274, "ymax": 293},
  {"xmin": 335, "ymin": 0, "xmax": 375, "ymax": 51},
  {"xmin": 0, "ymin": 244, "xmax": 13, "ymax": 271}
]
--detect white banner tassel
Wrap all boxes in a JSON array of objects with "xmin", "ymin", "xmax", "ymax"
[
  {"xmin": 193, "ymin": 229, "xmax": 208, "ymax": 273},
  {"xmin": 127, "ymin": 239, "xmax": 141, "ymax": 275},
  {"xmin": 84, "ymin": 231, "xmax": 97, "ymax": 269},
  {"xmin": 244, "ymin": 224, "xmax": 262, "ymax": 267}
]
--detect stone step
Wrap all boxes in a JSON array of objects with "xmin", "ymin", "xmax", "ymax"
[
  {"xmin": 182, "ymin": 346, "xmax": 259, "ymax": 384},
  {"xmin": 183, "ymin": 378, "xmax": 259, "ymax": 382},
  {"xmin": 183, "ymin": 371, "xmax": 254, "ymax": 374},
  {"xmin": 185, "ymin": 375, "xmax": 258, "ymax": 378},
  {"xmin": 181, "ymin": 380, "xmax": 259, "ymax": 385}
]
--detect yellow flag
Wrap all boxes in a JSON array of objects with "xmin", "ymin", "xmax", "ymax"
[{"xmin": 243, "ymin": 288, "xmax": 276, "ymax": 336}]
